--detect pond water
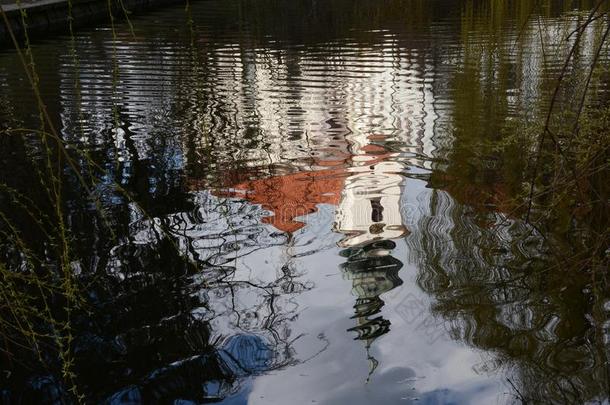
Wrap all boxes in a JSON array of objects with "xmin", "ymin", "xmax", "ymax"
[{"xmin": 0, "ymin": 0, "xmax": 609, "ymax": 404}]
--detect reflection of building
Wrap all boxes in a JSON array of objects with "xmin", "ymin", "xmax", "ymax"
[
  {"xmin": 214, "ymin": 130, "xmax": 409, "ymax": 381},
  {"xmin": 213, "ymin": 132, "xmax": 409, "ymax": 243},
  {"xmin": 209, "ymin": 130, "xmax": 409, "ymax": 371}
]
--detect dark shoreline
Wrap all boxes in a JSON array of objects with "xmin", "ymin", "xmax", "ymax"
[{"xmin": 0, "ymin": 0, "xmax": 187, "ymax": 47}]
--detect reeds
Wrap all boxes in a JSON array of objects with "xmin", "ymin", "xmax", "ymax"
[{"xmin": 0, "ymin": 3, "xmax": 194, "ymax": 401}]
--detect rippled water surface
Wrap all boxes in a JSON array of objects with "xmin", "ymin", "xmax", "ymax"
[{"xmin": 0, "ymin": 0, "xmax": 609, "ymax": 404}]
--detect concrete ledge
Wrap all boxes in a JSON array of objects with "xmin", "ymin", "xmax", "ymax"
[{"xmin": 0, "ymin": 0, "xmax": 185, "ymax": 47}]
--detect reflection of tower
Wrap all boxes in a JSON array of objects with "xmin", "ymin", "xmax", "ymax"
[
  {"xmin": 333, "ymin": 132, "xmax": 408, "ymax": 379},
  {"xmin": 340, "ymin": 240, "xmax": 403, "ymax": 379}
]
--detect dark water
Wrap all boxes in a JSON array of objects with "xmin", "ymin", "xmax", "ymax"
[{"xmin": 0, "ymin": 0, "xmax": 609, "ymax": 404}]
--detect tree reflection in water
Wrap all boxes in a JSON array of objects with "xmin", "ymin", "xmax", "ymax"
[
  {"xmin": 407, "ymin": 189, "xmax": 609, "ymax": 404},
  {"xmin": 0, "ymin": 151, "xmax": 312, "ymax": 403},
  {"xmin": 95, "ymin": 192, "xmax": 314, "ymax": 403}
]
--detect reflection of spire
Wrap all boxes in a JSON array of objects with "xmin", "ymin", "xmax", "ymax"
[{"xmin": 340, "ymin": 240, "xmax": 403, "ymax": 380}]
